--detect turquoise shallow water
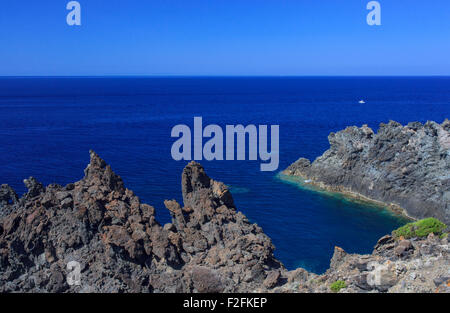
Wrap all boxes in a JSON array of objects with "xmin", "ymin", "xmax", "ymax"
[
  {"xmin": 0, "ymin": 76, "xmax": 448, "ymax": 273},
  {"xmin": 277, "ymin": 173, "xmax": 411, "ymax": 224}
]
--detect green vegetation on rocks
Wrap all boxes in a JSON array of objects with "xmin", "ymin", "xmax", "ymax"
[
  {"xmin": 330, "ymin": 280, "xmax": 346, "ymax": 293},
  {"xmin": 393, "ymin": 218, "xmax": 447, "ymax": 239}
]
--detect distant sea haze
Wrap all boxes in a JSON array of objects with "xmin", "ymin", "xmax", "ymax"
[{"xmin": 0, "ymin": 76, "xmax": 448, "ymax": 273}]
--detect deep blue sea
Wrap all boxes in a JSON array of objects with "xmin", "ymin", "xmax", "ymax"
[{"xmin": 0, "ymin": 77, "xmax": 449, "ymax": 273}]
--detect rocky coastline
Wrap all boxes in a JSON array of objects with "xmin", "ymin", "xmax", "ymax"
[
  {"xmin": 1, "ymin": 151, "xmax": 449, "ymax": 293},
  {"xmin": 283, "ymin": 120, "xmax": 450, "ymax": 224}
]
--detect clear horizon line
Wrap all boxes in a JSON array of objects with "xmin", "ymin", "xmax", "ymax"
[{"xmin": 1, "ymin": 74, "xmax": 449, "ymax": 78}]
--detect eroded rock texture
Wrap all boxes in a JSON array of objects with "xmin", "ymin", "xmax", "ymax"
[
  {"xmin": 276, "ymin": 233, "xmax": 449, "ymax": 293},
  {"xmin": 0, "ymin": 150, "xmax": 448, "ymax": 293},
  {"xmin": 284, "ymin": 120, "xmax": 450, "ymax": 224},
  {"xmin": 0, "ymin": 151, "xmax": 281, "ymax": 292}
]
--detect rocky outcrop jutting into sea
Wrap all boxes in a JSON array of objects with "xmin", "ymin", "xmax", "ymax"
[
  {"xmin": 0, "ymin": 151, "xmax": 449, "ymax": 293},
  {"xmin": 0, "ymin": 151, "xmax": 282, "ymax": 292},
  {"xmin": 283, "ymin": 120, "xmax": 450, "ymax": 224}
]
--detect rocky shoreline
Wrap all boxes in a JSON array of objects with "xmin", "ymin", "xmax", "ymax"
[
  {"xmin": 1, "ymin": 151, "xmax": 449, "ymax": 293},
  {"xmin": 283, "ymin": 120, "xmax": 450, "ymax": 224},
  {"xmin": 278, "ymin": 172, "xmax": 411, "ymax": 219}
]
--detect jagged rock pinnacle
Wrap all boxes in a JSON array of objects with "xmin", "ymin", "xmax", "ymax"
[
  {"xmin": 0, "ymin": 151, "xmax": 280, "ymax": 292},
  {"xmin": 0, "ymin": 185, "xmax": 18, "ymax": 207},
  {"xmin": 0, "ymin": 150, "xmax": 447, "ymax": 293}
]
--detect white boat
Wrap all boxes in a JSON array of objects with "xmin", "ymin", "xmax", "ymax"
[
  {"xmin": 304, "ymin": 179, "xmax": 312, "ymax": 183},
  {"xmin": 359, "ymin": 100, "xmax": 366, "ymax": 104}
]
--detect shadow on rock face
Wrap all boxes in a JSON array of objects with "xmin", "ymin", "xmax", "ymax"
[{"xmin": 0, "ymin": 151, "xmax": 282, "ymax": 293}]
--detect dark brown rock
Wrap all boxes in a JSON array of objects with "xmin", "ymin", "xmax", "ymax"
[
  {"xmin": 394, "ymin": 240, "xmax": 413, "ymax": 257},
  {"xmin": 263, "ymin": 270, "xmax": 281, "ymax": 288},
  {"xmin": 1, "ymin": 150, "xmax": 447, "ymax": 294},
  {"xmin": 0, "ymin": 151, "xmax": 282, "ymax": 293}
]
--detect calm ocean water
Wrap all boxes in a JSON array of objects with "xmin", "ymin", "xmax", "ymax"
[{"xmin": 0, "ymin": 77, "xmax": 449, "ymax": 273}]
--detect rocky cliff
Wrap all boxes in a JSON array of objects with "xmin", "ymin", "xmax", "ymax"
[
  {"xmin": 0, "ymin": 151, "xmax": 282, "ymax": 292},
  {"xmin": 1, "ymin": 151, "xmax": 448, "ymax": 293},
  {"xmin": 283, "ymin": 120, "xmax": 450, "ymax": 224}
]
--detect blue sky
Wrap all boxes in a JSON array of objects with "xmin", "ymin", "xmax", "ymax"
[{"xmin": 0, "ymin": 0, "xmax": 449, "ymax": 76}]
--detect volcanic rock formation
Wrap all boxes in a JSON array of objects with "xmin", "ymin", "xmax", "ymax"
[
  {"xmin": 0, "ymin": 151, "xmax": 281, "ymax": 292},
  {"xmin": 0, "ymin": 150, "xmax": 448, "ymax": 293},
  {"xmin": 284, "ymin": 120, "xmax": 450, "ymax": 224}
]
